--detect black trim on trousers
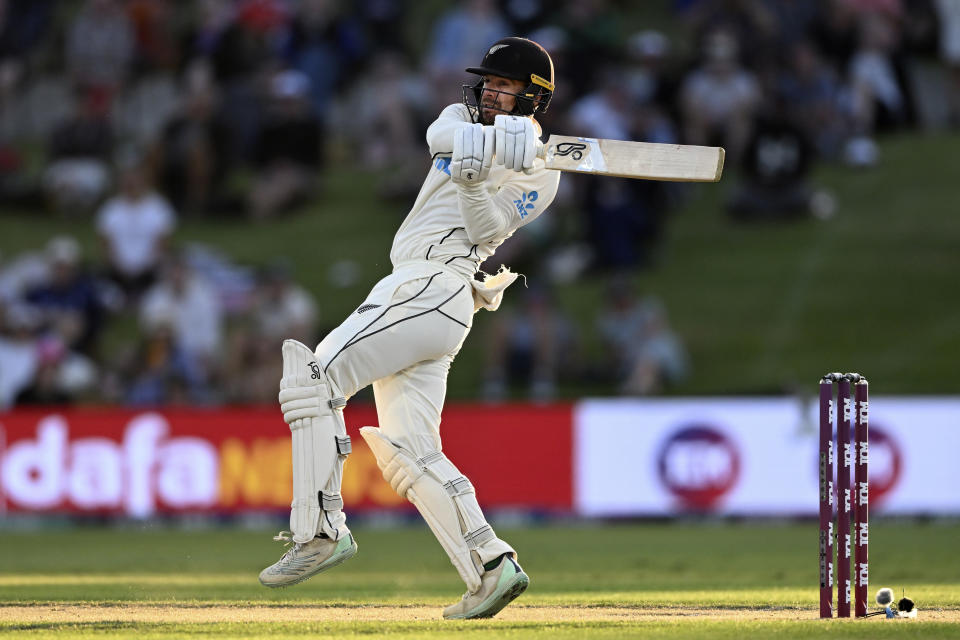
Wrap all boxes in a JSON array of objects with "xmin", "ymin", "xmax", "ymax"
[
  {"xmin": 437, "ymin": 309, "xmax": 470, "ymax": 328},
  {"xmin": 323, "ymin": 273, "xmax": 441, "ymax": 373},
  {"xmin": 324, "ymin": 510, "xmax": 340, "ymax": 540},
  {"xmin": 333, "ymin": 285, "xmax": 467, "ymax": 353}
]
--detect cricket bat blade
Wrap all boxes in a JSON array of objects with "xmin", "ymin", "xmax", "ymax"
[{"xmin": 538, "ymin": 135, "xmax": 724, "ymax": 182}]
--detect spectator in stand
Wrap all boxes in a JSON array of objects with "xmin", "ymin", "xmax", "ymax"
[
  {"xmin": 0, "ymin": 304, "xmax": 41, "ymax": 409},
  {"xmin": 140, "ymin": 252, "xmax": 222, "ymax": 377},
  {"xmin": 122, "ymin": 312, "xmax": 212, "ymax": 406},
  {"xmin": 156, "ymin": 71, "xmax": 230, "ymax": 215},
  {"xmin": 679, "ymin": 0, "xmax": 778, "ymax": 69},
  {"xmin": 207, "ymin": 0, "xmax": 289, "ymax": 81},
  {"xmin": 482, "ymin": 284, "xmax": 577, "ymax": 403},
  {"xmin": 727, "ymin": 94, "xmax": 834, "ymax": 221},
  {"xmin": 0, "ymin": 0, "xmax": 55, "ymax": 181},
  {"xmin": 189, "ymin": 0, "xmax": 236, "ymax": 61},
  {"xmin": 595, "ymin": 279, "xmax": 688, "ymax": 396},
  {"xmin": 557, "ymin": 0, "xmax": 622, "ymax": 95},
  {"xmin": 193, "ymin": 0, "xmax": 289, "ymax": 162},
  {"xmin": 354, "ymin": 0, "xmax": 407, "ymax": 51},
  {"xmin": 624, "ymin": 30, "xmax": 679, "ymax": 117},
  {"xmin": 764, "ymin": 0, "xmax": 821, "ymax": 47},
  {"xmin": 0, "ymin": 246, "xmax": 49, "ymax": 306},
  {"xmin": 845, "ymin": 10, "xmax": 909, "ymax": 165},
  {"xmin": 96, "ymin": 160, "xmax": 176, "ymax": 302},
  {"xmin": 620, "ymin": 303, "xmax": 688, "ymax": 396},
  {"xmin": 680, "ymin": 28, "xmax": 760, "ymax": 160},
  {"xmin": 43, "ymin": 89, "xmax": 113, "ymax": 214},
  {"xmin": 568, "ymin": 67, "xmax": 633, "ymax": 141},
  {"xmin": 127, "ymin": 0, "xmax": 182, "ymax": 73},
  {"xmin": 14, "ymin": 330, "xmax": 98, "ymax": 406},
  {"xmin": 568, "ymin": 74, "xmax": 636, "ymax": 270},
  {"xmin": 425, "ymin": 0, "xmax": 508, "ymax": 106},
  {"xmin": 812, "ymin": 0, "xmax": 860, "ymax": 73},
  {"xmin": 0, "ymin": 56, "xmax": 25, "ymax": 206},
  {"xmin": 0, "ymin": 0, "xmax": 55, "ymax": 63},
  {"xmin": 221, "ymin": 260, "xmax": 316, "ymax": 404},
  {"xmin": 24, "ymin": 236, "xmax": 107, "ymax": 357},
  {"xmin": 778, "ymin": 39, "xmax": 847, "ymax": 159},
  {"xmin": 579, "ymin": 176, "xmax": 675, "ymax": 271},
  {"xmin": 248, "ymin": 69, "xmax": 322, "ymax": 219},
  {"xmin": 570, "ymin": 70, "xmax": 679, "ymax": 270},
  {"xmin": 222, "ymin": 322, "xmax": 281, "ymax": 404},
  {"xmin": 340, "ymin": 49, "xmax": 431, "ymax": 198},
  {"xmin": 500, "ymin": 0, "xmax": 550, "ymax": 35},
  {"xmin": 252, "ymin": 259, "xmax": 318, "ymax": 345},
  {"xmin": 0, "ymin": 298, "xmax": 98, "ymax": 408},
  {"xmin": 65, "ymin": 0, "xmax": 135, "ymax": 93},
  {"xmin": 14, "ymin": 344, "xmax": 74, "ymax": 405},
  {"xmin": 284, "ymin": 0, "xmax": 367, "ymax": 121},
  {"xmin": 936, "ymin": 0, "xmax": 960, "ymax": 125}
]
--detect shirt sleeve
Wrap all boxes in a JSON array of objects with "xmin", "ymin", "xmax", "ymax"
[
  {"xmin": 457, "ymin": 161, "xmax": 561, "ymax": 245},
  {"xmin": 425, "ymin": 103, "xmax": 473, "ymax": 157}
]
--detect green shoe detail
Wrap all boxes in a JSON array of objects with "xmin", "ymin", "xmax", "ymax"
[
  {"xmin": 444, "ymin": 556, "xmax": 529, "ymax": 619},
  {"xmin": 483, "ymin": 553, "xmax": 509, "ymax": 572},
  {"xmin": 324, "ymin": 535, "xmax": 357, "ymax": 570}
]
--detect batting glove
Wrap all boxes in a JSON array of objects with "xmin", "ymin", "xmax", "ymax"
[
  {"xmin": 494, "ymin": 114, "xmax": 537, "ymax": 174},
  {"xmin": 450, "ymin": 123, "xmax": 494, "ymax": 185}
]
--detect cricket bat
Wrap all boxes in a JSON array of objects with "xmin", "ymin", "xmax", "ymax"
[{"xmin": 537, "ymin": 136, "xmax": 724, "ymax": 182}]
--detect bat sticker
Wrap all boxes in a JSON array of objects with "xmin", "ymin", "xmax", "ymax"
[{"xmin": 553, "ymin": 142, "xmax": 587, "ymax": 160}]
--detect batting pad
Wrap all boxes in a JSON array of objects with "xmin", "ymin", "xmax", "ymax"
[
  {"xmin": 279, "ymin": 339, "xmax": 351, "ymax": 543},
  {"xmin": 359, "ymin": 426, "xmax": 514, "ymax": 592}
]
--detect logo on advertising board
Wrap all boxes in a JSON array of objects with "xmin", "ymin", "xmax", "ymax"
[
  {"xmin": 0, "ymin": 414, "xmax": 219, "ymax": 516},
  {"xmin": 0, "ymin": 414, "xmax": 401, "ymax": 516},
  {"xmin": 656, "ymin": 425, "xmax": 741, "ymax": 511},
  {"xmin": 0, "ymin": 404, "xmax": 574, "ymax": 516}
]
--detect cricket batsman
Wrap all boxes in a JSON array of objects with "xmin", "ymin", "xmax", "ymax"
[{"xmin": 258, "ymin": 37, "xmax": 560, "ymax": 620}]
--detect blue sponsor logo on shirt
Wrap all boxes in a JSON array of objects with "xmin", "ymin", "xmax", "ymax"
[
  {"xmin": 435, "ymin": 157, "xmax": 451, "ymax": 176},
  {"xmin": 513, "ymin": 191, "xmax": 538, "ymax": 218}
]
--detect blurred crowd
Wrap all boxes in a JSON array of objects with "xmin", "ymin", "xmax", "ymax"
[
  {"xmin": 0, "ymin": 233, "xmax": 318, "ymax": 408},
  {"xmin": 0, "ymin": 0, "xmax": 956, "ymax": 406}
]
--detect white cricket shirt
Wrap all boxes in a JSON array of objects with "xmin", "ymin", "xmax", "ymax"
[{"xmin": 390, "ymin": 103, "xmax": 561, "ymax": 279}]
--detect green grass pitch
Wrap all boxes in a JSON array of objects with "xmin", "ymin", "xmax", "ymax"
[{"xmin": 1, "ymin": 522, "xmax": 959, "ymax": 638}]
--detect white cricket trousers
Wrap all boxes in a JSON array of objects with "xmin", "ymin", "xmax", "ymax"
[{"xmin": 313, "ymin": 260, "xmax": 511, "ymax": 567}]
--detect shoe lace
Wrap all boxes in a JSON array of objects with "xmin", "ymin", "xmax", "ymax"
[{"xmin": 272, "ymin": 531, "xmax": 303, "ymax": 562}]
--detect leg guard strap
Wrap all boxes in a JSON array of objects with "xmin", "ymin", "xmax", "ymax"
[
  {"xmin": 417, "ymin": 451, "xmax": 475, "ymax": 498},
  {"xmin": 464, "ymin": 525, "xmax": 496, "ymax": 549}
]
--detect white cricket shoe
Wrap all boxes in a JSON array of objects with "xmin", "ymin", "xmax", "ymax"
[
  {"xmin": 258, "ymin": 531, "xmax": 357, "ymax": 588},
  {"xmin": 442, "ymin": 554, "xmax": 529, "ymax": 619}
]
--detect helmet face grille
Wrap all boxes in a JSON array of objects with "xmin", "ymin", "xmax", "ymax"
[
  {"xmin": 462, "ymin": 80, "xmax": 552, "ymax": 120},
  {"xmin": 464, "ymin": 37, "xmax": 555, "ymax": 117}
]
